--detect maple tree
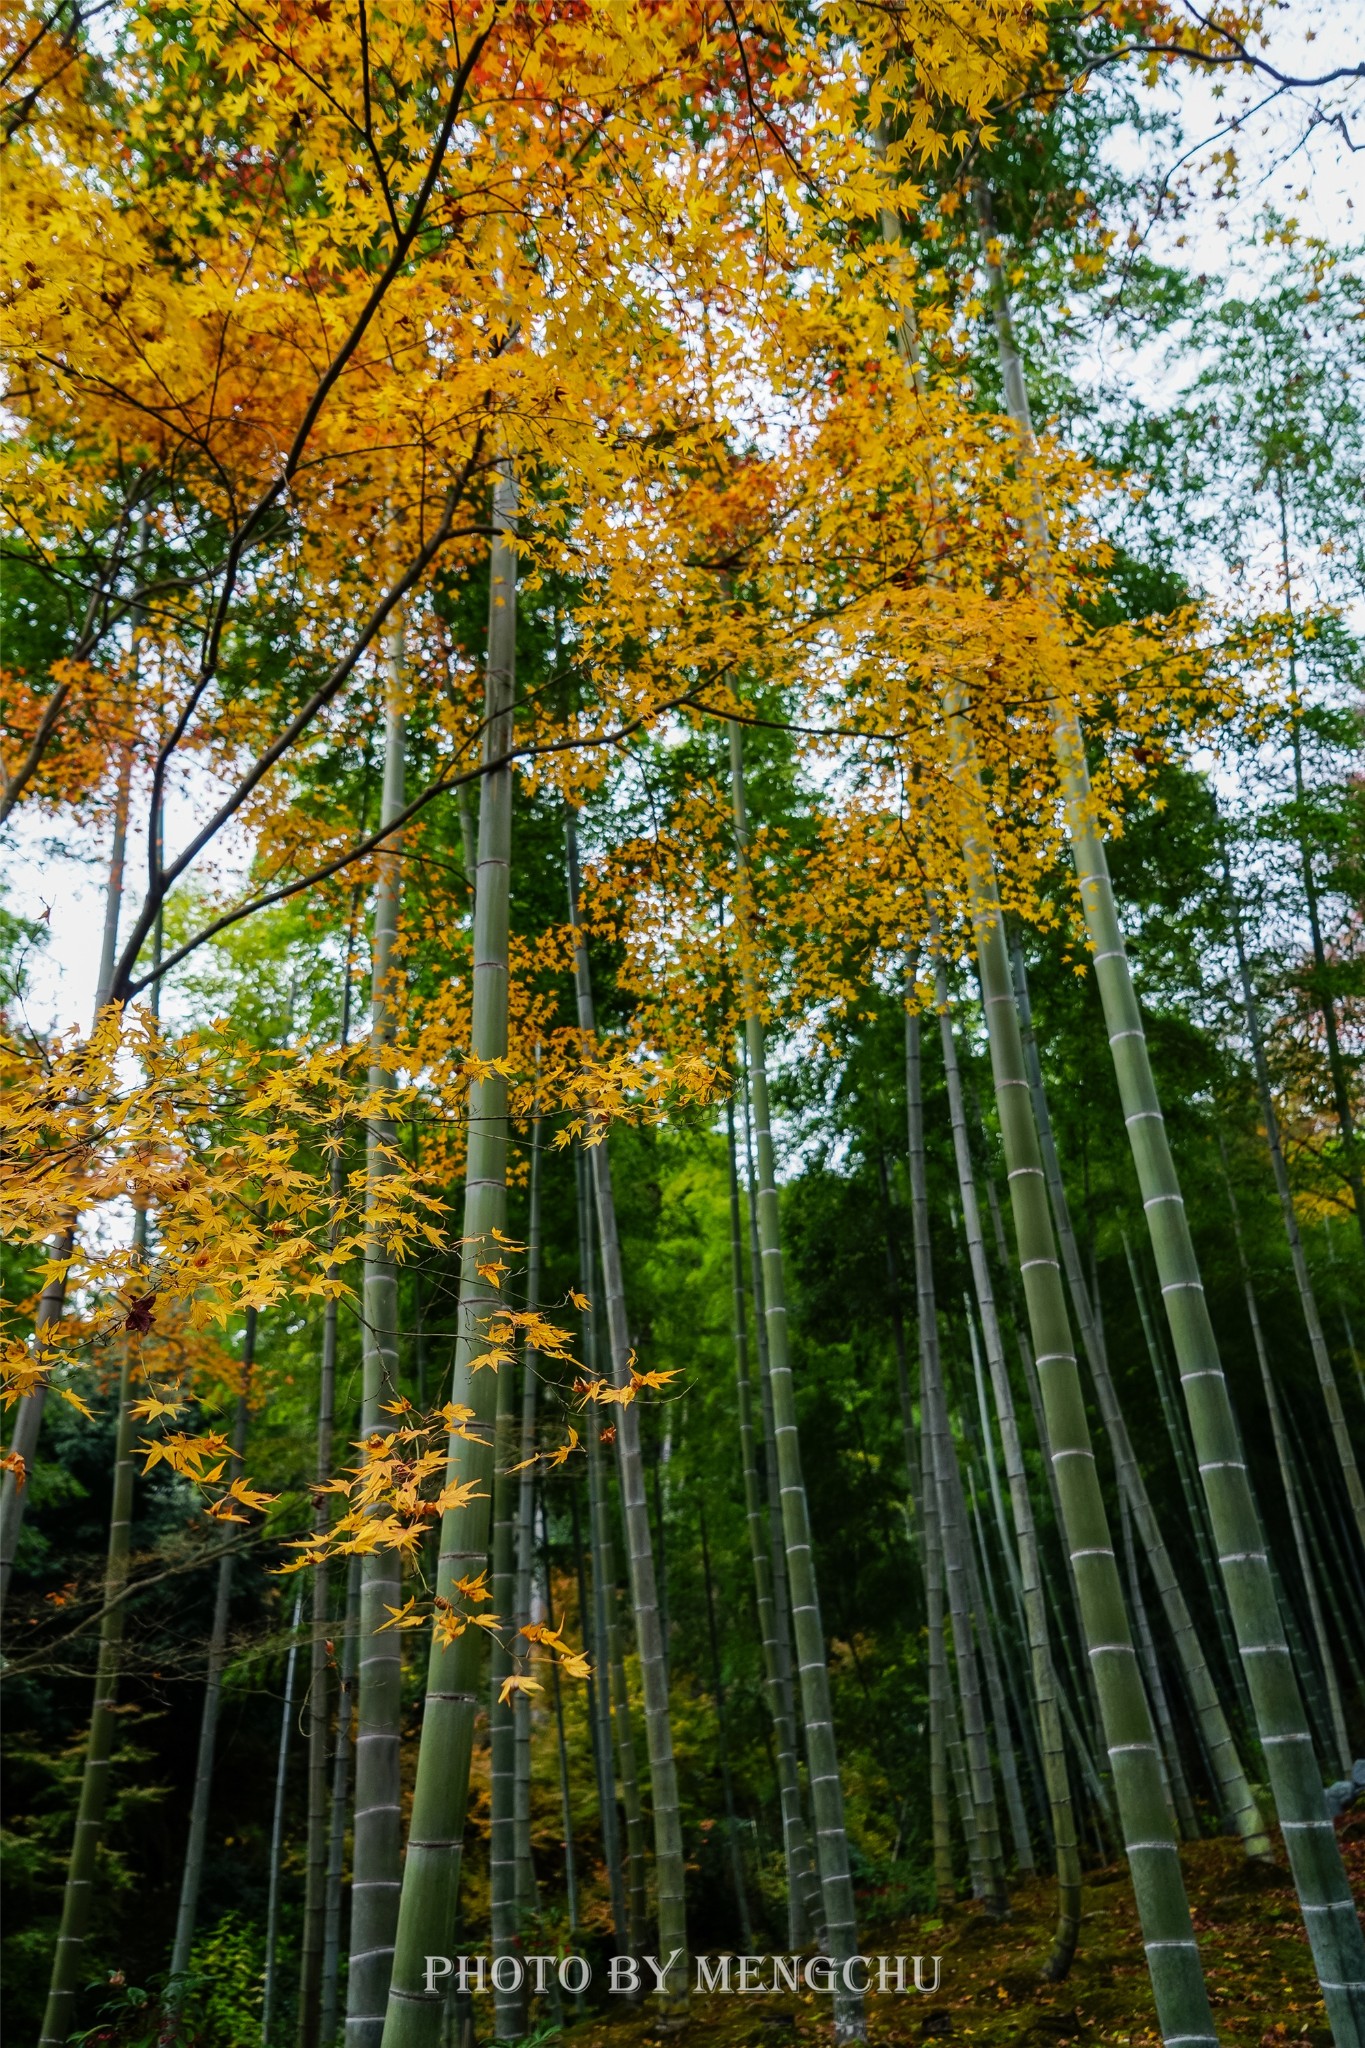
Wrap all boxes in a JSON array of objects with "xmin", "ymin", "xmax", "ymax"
[{"xmin": 3, "ymin": 1, "xmax": 1364, "ymax": 2045}]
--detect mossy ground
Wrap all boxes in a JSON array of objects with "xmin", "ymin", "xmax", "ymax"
[{"xmin": 553, "ymin": 1813, "xmax": 1364, "ymax": 2047}]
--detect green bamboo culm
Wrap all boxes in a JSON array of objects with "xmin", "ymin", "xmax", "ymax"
[
  {"xmin": 919, "ymin": 1385, "xmax": 957, "ymax": 1905},
  {"xmin": 38, "ymin": 1219, "xmax": 146, "ymax": 2048},
  {"xmin": 39, "ymin": 773, "xmax": 150, "ymax": 2030},
  {"xmin": 1009, "ymin": 935, "xmax": 1266, "ymax": 1854},
  {"xmin": 960, "ymin": 1465, "xmax": 1034, "ymax": 1875},
  {"xmin": 906, "ymin": 1005, "xmax": 1008, "ymax": 1917},
  {"xmin": 544, "ymin": 1541, "xmax": 583, "ymax": 1994},
  {"xmin": 726, "ymin": 1094, "xmax": 821, "ymax": 1949},
  {"xmin": 380, "ymin": 466, "xmax": 519, "ymax": 2048},
  {"xmin": 1121, "ymin": 1229, "xmax": 1247, "ymax": 1737},
  {"xmin": 738, "ymin": 1046, "xmax": 826, "ymax": 1948},
  {"xmin": 1119, "ymin": 1492, "xmax": 1199, "ymax": 1841},
  {"xmin": 1217, "ymin": 1144, "xmax": 1353, "ymax": 1778},
  {"xmin": 575, "ymin": 1148, "xmax": 632, "ymax": 1957},
  {"xmin": 1222, "ymin": 843, "xmax": 1365, "ymax": 1556},
  {"xmin": 608, "ymin": 1575, "xmax": 651, "ymax": 1966},
  {"xmin": 323, "ymin": 1557, "xmax": 362, "ymax": 2048},
  {"xmin": 729, "ymin": 719, "xmax": 866, "ymax": 2043},
  {"xmin": 489, "ymin": 1287, "xmax": 526, "ymax": 2041},
  {"xmin": 264, "ymin": 1586, "xmax": 306, "ymax": 2047},
  {"xmin": 167, "ymin": 1311, "xmax": 256, "ymax": 2004},
  {"xmin": 299, "ymin": 941, "xmax": 356, "ymax": 2048},
  {"xmin": 1, "ymin": 768, "xmax": 132, "ymax": 1624},
  {"xmin": 976, "ymin": 193, "xmax": 1365, "ymax": 2041},
  {"xmin": 512, "ymin": 1081, "xmax": 544, "ymax": 1936},
  {"xmin": 940, "ymin": 676, "xmax": 1217, "ymax": 2045},
  {"xmin": 349, "ymin": 619, "xmax": 409, "ymax": 2048},
  {"xmin": 699, "ymin": 1491, "xmax": 756, "ymax": 1948},
  {"xmin": 566, "ymin": 806, "xmax": 689, "ymax": 2013},
  {"xmin": 930, "ymin": 941, "xmax": 1081, "ymax": 1978}
]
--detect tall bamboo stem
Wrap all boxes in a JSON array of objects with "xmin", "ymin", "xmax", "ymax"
[
  {"xmin": 566, "ymin": 808, "xmax": 688, "ymax": 2009},
  {"xmin": 1223, "ymin": 848, "xmax": 1365, "ymax": 1554},
  {"xmin": 264, "ymin": 1588, "xmax": 306, "ymax": 2047},
  {"xmin": 300, "ymin": 940, "xmax": 356, "ymax": 2048},
  {"xmin": 168, "ymin": 1313, "xmax": 257, "ymax": 1995},
  {"xmin": 920, "ymin": 1392, "xmax": 957, "ymax": 1903},
  {"xmin": 575, "ymin": 1153, "xmax": 630, "ymax": 1955},
  {"xmin": 608, "ymin": 1571, "xmax": 650, "ymax": 1965},
  {"xmin": 489, "ymin": 1313, "xmax": 525, "ymax": 2040},
  {"xmin": 933, "ymin": 947, "xmax": 1079, "ymax": 1973},
  {"xmin": 1218, "ymin": 1144, "xmax": 1351, "ymax": 1774},
  {"xmin": 543, "ymin": 1545, "xmax": 582, "ymax": 2004},
  {"xmin": 323, "ymin": 1558, "xmax": 362, "ymax": 2048},
  {"xmin": 349, "ymin": 639, "xmax": 408, "ymax": 2048},
  {"xmin": 962, "ymin": 1505, "xmax": 1034, "ymax": 1873},
  {"xmin": 700, "ymin": 1493, "xmax": 755, "ymax": 1946},
  {"xmin": 1119, "ymin": 1496, "xmax": 1198, "ymax": 1841},
  {"xmin": 1009, "ymin": 935, "xmax": 1265, "ymax": 1850},
  {"xmin": 381, "ymin": 468, "xmax": 518, "ymax": 2048},
  {"xmin": 512, "ymin": 1089, "xmax": 543, "ymax": 1928},
  {"xmin": 739, "ymin": 1048, "xmax": 823, "ymax": 1945},
  {"xmin": 730, "ymin": 722, "xmax": 864, "ymax": 2042},
  {"xmin": 38, "ymin": 1230, "xmax": 146, "ymax": 2047},
  {"xmin": 726, "ymin": 1097, "xmax": 819, "ymax": 1948},
  {"xmin": 940, "ymin": 678, "xmax": 1216, "ymax": 2042},
  {"xmin": 1121, "ymin": 1232, "xmax": 1247, "ymax": 1726},
  {"xmin": 906, "ymin": 1009, "xmax": 1007, "ymax": 1917},
  {"xmin": 1, "ymin": 765, "xmax": 134, "ymax": 1619},
  {"xmin": 977, "ymin": 200, "xmax": 1365, "ymax": 2034}
]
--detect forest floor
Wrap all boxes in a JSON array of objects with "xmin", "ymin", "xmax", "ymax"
[{"xmin": 554, "ymin": 1811, "xmax": 1365, "ymax": 2047}]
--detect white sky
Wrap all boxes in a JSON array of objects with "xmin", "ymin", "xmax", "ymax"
[{"xmin": 3, "ymin": 0, "xmax": 1360, "ymax": 1039}]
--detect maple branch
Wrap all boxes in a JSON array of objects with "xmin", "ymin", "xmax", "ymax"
[
  {"xmin": 113, "ymin": 465, "xmax": 486, "ymax": 1005},
  {"xmin": 0, "ymin": 0, "xmax": 119, "ymax": 143},
  {"xmin": 0, "ymin": 1524, "xmax": 269, "ymax": 1681},
  {"xmin": 0, "ymin": 483, "xmax": 150, "ymax": 828},
  {"xmin": 151, "ymin": 15, "xmax": 496, "ymax": 812},
  {"xmin": 125, "ymin": 694, "xmax": 700, "ymax": 996}
]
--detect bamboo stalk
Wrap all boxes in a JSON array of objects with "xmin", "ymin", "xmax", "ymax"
[
  {"xmin": 1223, "ymin": 846, "xmax": 1365, "ymax": 1554},
  {"xmin": 875, "ymin": 1146, "xmax": 920, "ymax": 1521},
  {"xmin": 976, "ymin": 198, "xmax": 1365, "ymax": 2034},
  {"xmin": 544, "ymin": 1546, "xmax": 582, "ymax": 1996},
  {"xmin": 907, "ymin": 1009, "xmax": 1007, "ymax": 1919},
  {"xmin": 738, "ymin": 1048, "xmax": 823, "ymax": 1946},
  {"xmin": 1010, "ymin": 935, "xmax": 1266, "ymax": 1854},
  {"xmin": 567, "ymin": 807, "xmax": 689, "ymax": 2011},
  {"xmin": 322, "ymin": 1558, "xmax": 362, "ymax": 2048},
  {"xmin": 489, "ymin": 1307, "xmax": 525, "ymax": 2041},
  {"xmin": 574, "ymin": 1152, "xmax": 631, "ymax": 1956},
  {"xmin": 264, "ymin": 1588, "xmax": 306, "ymax": 2048},
  {"xmin": 933, "ymin": 948, "xmax": 1080, "ymax": 1973},
  {"xmin": 937, "ymin": 657, "xmax": 1217, "ymax": 2042},
  {"xmin": 920, "ymin": 1389, "xmax": 957, "ymax": 1904},
  {"xmin": 349, "ymin": 643, "xmax": 408, "ymax": 2048},
  {"xmin": 730, "ymin": 722, "xmax": 865, "ymax": 2043},
  {"xmin": 381, "ymin": 468, "xmax": 519, "ymax": 2048},
  {"xmin": 512, "ymin": 1084, "xmax": 543, "ymax": 1930},
  {"xmin": 726, "ymin": 1096, "xmax": 818, "ymax": 1948},
  {"xmin": 608, "ymin": 1570, "xmax": 651, "ymax": 1966},
  {"xmin": 1, "ymin": 766, "xmax": 134, "ymax": 1620},
  {"xmin": 962, "ymin": 1496, "xmax": 1035, "ymax": 1874},
  {"xmin": 977, "ymin": 1121, "xmax": 1109, "ymax": 1781},
  {"xmin": 1121, "ymin": 1231, "xmax": 1248, "ymax": 1729},
  {"xmin": 38, "ymin": 1232, "xmax": 146, "ymax": 2047},
  {"xmin": 700, "ymin": 1493, "xmax": 756, "ymax": 1947},
  {"xmin": 167, "ymin": 1312, "xmax": 257, "ymax": 1998},
  {"xmin": 1119, "ymin": 1496, "xmax": 1199, "ymax": 1841},
  {"xmin": 300, "ymin": 939, "xmax": 356, "ymax": 2048}
]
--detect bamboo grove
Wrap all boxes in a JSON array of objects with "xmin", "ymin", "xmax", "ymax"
[{"xmin": 1, "ymin": 0, "xmax": 1363, "ymax": 2044}]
